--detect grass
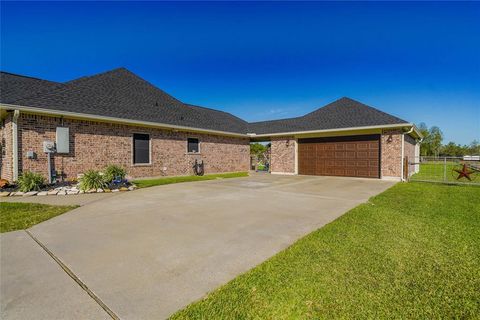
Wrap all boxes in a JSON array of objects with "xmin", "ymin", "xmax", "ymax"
[
  {"xmin": 171, "ymin": 182, "xmax": 480, "ymax": 319},
  {"xmin": 411, "ymin": 162, "xmax": 479, "ymax": 184},
  {"xmin": 132, "ymin": 172, "xmax": 249, "ymax": 188},
  {"xmin": 0, "ymin": 202, "xmax": 79, "ymax": 233}
]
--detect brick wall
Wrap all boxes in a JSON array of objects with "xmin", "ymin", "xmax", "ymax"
[
  {"xmin": 3, "ymin": 113, "xmax": 249, "ymax": 181},
  {"xmin": 0, "ymin": 113, "xmax": 13, "ymax": 181},
  {"xmin": 270, "ymin": 136, "xmax": 296, "ymax": 174},
  {"xmin": 404, "ymin": 134, "xmax": 416, "ymax": 177},
  {"xmin": 381, "ymin": 129, "xmax": 402, "ymax": 178}
]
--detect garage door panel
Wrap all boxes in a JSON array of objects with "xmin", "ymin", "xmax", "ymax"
[
  {"xmin": 335, "ymin": 151, "xmax": 346, "ymax": 158},
  {"xmin": 298, "ymin": 135, "xmax": 380, "ymax": 178}
]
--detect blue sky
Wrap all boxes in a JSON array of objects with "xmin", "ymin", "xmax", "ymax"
[{"xmin": 1, "ymin": 1, "xmax": 479, "ymax": 144}]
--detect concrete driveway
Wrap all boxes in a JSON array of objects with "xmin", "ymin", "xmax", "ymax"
[{"xmin": 1, "ymin": 174, "xmax": 395, "ymax": 319}]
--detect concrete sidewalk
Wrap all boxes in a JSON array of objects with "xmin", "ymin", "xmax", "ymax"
[{"xmin": 1, "ymin": 174, "xmax": 395, "ymax": 319}]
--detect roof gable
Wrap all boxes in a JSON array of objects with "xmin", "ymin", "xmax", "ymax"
[
  {"xmin": 248, "ymin": 97, "xmax": 408, "ymax": 134},
  {"xmin": 11, "ymin": 68, "xmax": 249, "ymax": 134},
  {"xmin": 1, "ymin": 69, "xmax": 409, "ymax": 136}
]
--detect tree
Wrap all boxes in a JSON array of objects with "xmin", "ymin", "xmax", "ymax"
[
  {"xmin": 428, "ymin": 126, "xmax": 443, "ymax": 156},
  {"xmin": 417, "ymin": 123, "xmax": 443, "ymax": 156},
  {"xmin": 250, "ymin": 143, "xmax": 267, "ymax": 156},
  {"xmin": 469, "ymin": 140, "xmax": 480, "ymax": 155}
]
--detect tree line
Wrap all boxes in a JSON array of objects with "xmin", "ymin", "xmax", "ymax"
[{"xmin": 417, "ymin": 123, "xmax": 479, "ymax": 157}]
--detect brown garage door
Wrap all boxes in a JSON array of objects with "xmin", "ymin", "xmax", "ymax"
[{"xmin": 298, "ymin": 135, "xmax": 380, "ymax": 178}]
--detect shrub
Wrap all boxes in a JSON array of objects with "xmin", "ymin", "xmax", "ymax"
[
  {"xmin": 79, "ymin": 170, "xmax": 107, "ymax": 191},
  {"xmin": 103, "ymin": 164, "xmax": 127, "ymax": 183},
  {"xmin": 17, "ymin": 171, "xmax": 45, "ymax": 192}
]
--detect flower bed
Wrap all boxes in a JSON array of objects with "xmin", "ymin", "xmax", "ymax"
[{"xmin": 0, "ymin": 165, "xmax": 136, "ymax": 197}]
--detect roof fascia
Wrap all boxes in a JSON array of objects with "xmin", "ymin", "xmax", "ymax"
[
  {"xmin": 0, "ymin": 103, "xmax": 249, "ymax": 138},
  {"xmin": 247, "ymin": 123, "xmax": 417, "ymax": 138}
]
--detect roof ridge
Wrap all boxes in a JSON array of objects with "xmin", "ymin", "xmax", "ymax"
[
  {"xmin": 184, "ymin": 103, "xmax": 248, "ymax": 123},
  {"xmin": 248, "ymin": 116, "xmax": 304, "ymax": 125},
  {"xmin": 65, "ymin": 67, "xmax": 129, "ymax": 85},
  {"xmin": 0, "ymin": 71, "xmax": 59, "ymax": 84}
]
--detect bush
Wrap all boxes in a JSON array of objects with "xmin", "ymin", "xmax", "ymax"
[
  {"xmin": 79, "ymin": 170, "xmax": 107, "ymax": 191},
  {"xmin": 17, "ymin": 171, "xmax": 45, "ymax": 192},
  {"xmin": 103, "ymin": 164, "xmax": 127, "ymax": 183}
]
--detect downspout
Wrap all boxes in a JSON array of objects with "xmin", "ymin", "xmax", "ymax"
[
  {"xmin": 400, "ymin": 126, "xmax": 414, "ymax": 181},
  {"xmin": 12, "ymin": 110, "xmax": 20, "ymax": 181}
]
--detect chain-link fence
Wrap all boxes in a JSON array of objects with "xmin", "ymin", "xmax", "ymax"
[{"xmin": 408, "ymin": 156, "xmax": 480, "ymax": 185}]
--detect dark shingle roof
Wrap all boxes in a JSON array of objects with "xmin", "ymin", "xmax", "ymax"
[
  {"xmin": 10, "ymin": 68, "xmax": 249, "ymax": 134},
  {"xmin": 1, "ymin": 68, "xmax": 409, "ymax": 136},
  {"xmin": 247, "ymin": 97, "xmax": 408, "ymax": 134},
  {"xmin": 0, "ymin": 72, "xmax": 61, "ymax": 104}
]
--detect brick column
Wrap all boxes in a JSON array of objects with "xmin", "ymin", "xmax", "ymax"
[{"xmin": 270, "ymin": 136, "xmax": 296, "ymax": 174}]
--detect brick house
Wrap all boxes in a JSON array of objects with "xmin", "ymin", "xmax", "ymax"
[{"xmin": 0, "ymin": 68, "xmax": 421, "ymax": 182}]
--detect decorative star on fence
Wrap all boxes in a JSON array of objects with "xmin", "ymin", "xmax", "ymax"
[{"xmin": 454, "ymin": 164, "xmax": 475, "ymax": 181}]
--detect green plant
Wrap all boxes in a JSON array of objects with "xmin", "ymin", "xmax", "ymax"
[
  {"xmin": 79, "ymin": 170, "xmax": 107, "ymax": 191},
  {"xmin": 103, "ymin": 164, "xmax": 127, "ymax": 182},
  {"xmin": 17, "ymin": 171, "xmax": 45, "ymax": 192}
]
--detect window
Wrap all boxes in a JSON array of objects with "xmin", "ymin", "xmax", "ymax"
[
  {"xmin": 133, "ymin": 133, "xmax": 150, "ymax": 164},
  {"xmin": 187, "ymin": 138, "xmax": 200, "ymax": 153}
]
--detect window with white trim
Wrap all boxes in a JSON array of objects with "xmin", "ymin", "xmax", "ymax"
[{"xmin": 133, "ymin": 133, "xmax": 150, "ymax": 164}]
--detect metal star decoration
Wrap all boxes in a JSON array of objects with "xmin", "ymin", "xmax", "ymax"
[{"xmin": 454, "ymin": 163, "xmax": 475, "ymax": 181}]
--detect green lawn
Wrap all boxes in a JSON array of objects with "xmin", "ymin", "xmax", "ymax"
[
  {"xmin": 0, "ymin": 202, "xmax": 79, "ymax": 233},
  {"xmin": 411, "ymin": 162, "xmax": 479, "ymax": 184},
  {"xmin": 171, "ymin": 182, "xmax": 480, "ymax": 319},
  {"xmin": 132, "ymin": 172, "xmax": 249, "ymax": 188}
]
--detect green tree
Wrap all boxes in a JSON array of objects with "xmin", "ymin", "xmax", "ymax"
[
  {"xmin": 250, "ymin": 143, "xmax": 267, "ymax": 156},
  {"xmin": 469, "ymin": 140, "xmax": 480, "ymax": 155},
  {"xmin": 417, "ymin": 123, "xmax": 443, "ymax": 156},
  {"xmin": 428, "ymin": 126, "xmax": 444, "ymax": 156}
]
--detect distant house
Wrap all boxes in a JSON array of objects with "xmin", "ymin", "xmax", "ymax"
[{"xmin": 0, "ymin": 68, "xmax": 421, "ymax": 182}]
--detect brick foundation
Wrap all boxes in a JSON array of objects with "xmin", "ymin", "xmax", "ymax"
[{"xmin": 1, "ymin": 113, "xmax": 249, "ymax": 181}]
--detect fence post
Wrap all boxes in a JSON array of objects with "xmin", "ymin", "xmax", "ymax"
[{"xmin": 443, "ymin": 157, "xmax": 447, "ymax": 182}]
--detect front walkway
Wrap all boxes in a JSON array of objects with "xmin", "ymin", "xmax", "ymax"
[{"xmin": 1, "ymin": 174, "xmax": 395, "ymax": 319}]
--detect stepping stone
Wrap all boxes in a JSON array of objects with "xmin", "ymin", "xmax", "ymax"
[
  {"xmin": 128, "ymin": 186, "xmax": 135, "ymax": 191},
  {"xmin": 24, "ymin": 191, "xmax": 38, "ymax": 196},
  {"xmin": 57, "ymin": 190, "xmax": 67, "ymax": 195},
  {"xmin": 14, "ymin": 192, "xmax": 25, "ymax": 196},
  {"xmin": 103, "ymin": 188, "xmax": 111, "ymax": 193},
  {"xmin": 119, "ymin": 187, "xmax": 129, "ymax": 191},
  {"xmin": 112, "ymin": 189, "xmax": 120, "ymax": 192},
  {"xmin": 67, "ymin": 190, "xmax": 79, "ymax": 195},
  {"xmin": 0, "ymin": 191, "xmax": 11, "ymax": 197},
  {"xmin": 96, "ymin": 188, "xmax": 104, "ymax": 193},
  {"xmin": 37, "ymin": 191, "xmax": 48, "ymax": 196},
  {"xmin": 47, "ymin": 190, "xmax": 58, "ymax": 195}
]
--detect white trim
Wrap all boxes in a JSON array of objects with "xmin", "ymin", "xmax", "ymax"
[
  {"xmin": 0, "ymin": 103, "xmax": 248, "ymax": 138},
  {"xmin": 0, "ymin": 103, "xmax": 423, "ymax": 140},
  {"xmin": 270, "ymin": 171, "xmax": 296, "ymax": 175},
  {"xmin": 250, "ymin": 123, "xmax": 419, "ymax": 138},
  {"xmin": 12, "ymin": 110, "xmax": 20, "ymax": 181}
]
